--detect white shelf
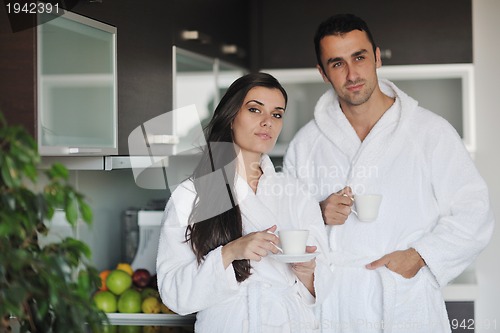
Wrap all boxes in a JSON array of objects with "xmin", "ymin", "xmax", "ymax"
[{"xmin": 106, "ymin": 313, "xmax": 195, "ymax": 326}]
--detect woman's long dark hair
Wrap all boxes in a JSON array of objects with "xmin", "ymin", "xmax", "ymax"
[{"xmin": 186, "ymin": 72, "xmax": 287, "ymax": 282}]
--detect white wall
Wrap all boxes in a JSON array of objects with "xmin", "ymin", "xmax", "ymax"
[
  {"xmin": 72, "ymin": 169, "xmax": 167, "ymax": 271},
  {"xmin": 473, "ymin": 0, "xmax": 500, "ymax": 331}
]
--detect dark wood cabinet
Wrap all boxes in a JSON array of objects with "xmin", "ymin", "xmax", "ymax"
[
  {"xmin": 70, "ymin": 1, "xmax": 175, "ymax": 155},
  {"xmin": 0, "ymin": 2, "xmax": 175, "ymax": 155},
  {"xmin": 255, "ymin": 0, "xmax": 472, "ymax": 69},
  {"xmin": 0, "ymin": 13, "xmax": 37, "ymax": 138},
  {"xmin": 1, "ymin": 0, "xmax": 472, "ymax": 156},
  {"xmin": 1, "ymin": 1, "xmax": 251, "ymax": 156},
  {"xmin": 171, "ymin": 0, "xmax": 251, "ymax": 68}
]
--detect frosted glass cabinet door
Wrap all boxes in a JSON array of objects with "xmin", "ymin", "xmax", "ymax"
[{"xmin": 37, "ymin": 11, "xmax": 117, "ymax": 155}]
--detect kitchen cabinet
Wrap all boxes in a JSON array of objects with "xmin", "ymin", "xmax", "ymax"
[
  {"xmin": 171, "ymin": 0, "xmax": 251, "ymax": 69},
  {"xmin": 172, "ymin": 47, "xmax": 245, "ymax": 155},
  {"xmin": 0, "ymin": 1, "xmax": 177, "ymax": 157},
  {"xmin": 0, "ymin": 9, "xmax": 117, "ymax": 156},
  {"xmin": 254, "ymin": 0, "xmax": 472, "ymax": 69},
  {"xmin": 70, "ymin": 1, "xmax": 176, "ymax": 156},
  {"xmin": 0, "ymin": 0, "xmax": 250, "ymax": 158},
  {"xmin": 0, "ymin": 7, "xmax": 119, "ymax": 156},
  {"xmin": 266, "ymin": 64, "xmax": 476, "ymax": 157},
  {"xmin": 37, "ymin": 11, "xmax": 117, "ymax": 155}
]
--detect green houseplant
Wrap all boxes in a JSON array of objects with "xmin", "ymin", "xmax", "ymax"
[{"xmin": 0, "ymin": 112, "xmax": 107, "ymax": 333}]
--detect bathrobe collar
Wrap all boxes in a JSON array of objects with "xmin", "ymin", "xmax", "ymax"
[
  {"xmin": 314, "ymin": 79, "xmax": 419, "ymax": 162},
  {"xmin": 233, "ymin": 154, "xmax": 276, "ymax": 196},
  {"xmin": 233, "ymin": 154, "xmax": 282, "ymax": 232}
]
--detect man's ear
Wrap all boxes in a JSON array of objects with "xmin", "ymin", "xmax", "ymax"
[
  {"xmin": 317, "ymin": 64, "xmax": 330, "ymax": 84},
  {"xmin": 375, "ymin": 47, "xmax": 382, "ymax": 68}
]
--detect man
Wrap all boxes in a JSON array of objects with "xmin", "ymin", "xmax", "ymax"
[{"xmin": 284, "ymin": 14, "xmax": 494, "ymax": 333}]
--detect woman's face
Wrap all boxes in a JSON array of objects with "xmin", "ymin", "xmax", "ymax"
[{"xmin": 232, "ymin": 86, "xmax": 286, "ymax": 158}]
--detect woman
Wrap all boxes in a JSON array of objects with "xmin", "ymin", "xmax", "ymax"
[{"xmin": 156, "ymin": 73, "xmax": 332, "ymax": 332}]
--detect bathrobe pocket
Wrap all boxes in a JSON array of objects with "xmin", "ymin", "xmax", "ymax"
[{"xmin": 388, "ymin": 267, "xmax": 450, "ymax": 333}]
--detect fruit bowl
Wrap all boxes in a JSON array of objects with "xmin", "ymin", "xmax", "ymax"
[{"xmin": 106, "ymin": 313, "xmax": 196, "ymax": 326}]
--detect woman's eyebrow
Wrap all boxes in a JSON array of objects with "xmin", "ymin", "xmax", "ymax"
[
  {"xmin": 246, "ymin": 99, "xmax": 285, "ymax": 111},
  {"xmin": 245, "ymin": 99, "xmax": 264, "ymax": 106}
]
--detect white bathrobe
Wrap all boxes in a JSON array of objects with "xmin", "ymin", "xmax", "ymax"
[
  {"xmin": 157, "ymin": 155, "xmax": 332, "ymax": 333},
  {"xmin": 283, "ymin": 80, "xmax": 494, "ymax": 333}
]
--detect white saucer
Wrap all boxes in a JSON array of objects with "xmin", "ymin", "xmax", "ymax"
[{"xmin": 270, "ymin": 252, "xmax": 320, "ymax": 263}]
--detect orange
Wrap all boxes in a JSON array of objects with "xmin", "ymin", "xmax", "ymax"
[
  {"xmin": 99, "ymin": 270, "xmax": 111, "ymax": 291},
  {"xmin": 116, "ymin": 263, "xmax": 134, "ymax": 276}
]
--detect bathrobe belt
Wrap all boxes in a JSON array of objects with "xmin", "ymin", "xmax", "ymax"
[
  {"xmin": 243, "ymin": 281, "xmax": 316, "ymax": 333},
  {"xmin": 331, "ymin": 254, "xmax": 397, "ymax": 333}
]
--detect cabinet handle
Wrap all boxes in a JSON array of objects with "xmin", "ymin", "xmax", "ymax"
[
  {"xmin": 180, "ymin": 30, "xmax": 211, "ymax": 44},
  {"xmin": 147, "ymin": 135, "xmax": 179, "ymax": 145},
  {"xmin": 221, "ymin": 44, "xmax": 246, "ymax": 58},
  {"xmin": 380, "ymin": 49, "xmax": 392, "ymax": 60},
  {"xmin": 68, "ymin": 148, "xmax": 102, "ymax": 154}
]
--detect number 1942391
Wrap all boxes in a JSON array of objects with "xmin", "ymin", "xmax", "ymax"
[
  {"xmin": 451, "ymin": 318, "xmax": 497, "ymax": 330},
  {"xmin": 6, "ymin": 2, "xmax": 59, "ymax": 14}
]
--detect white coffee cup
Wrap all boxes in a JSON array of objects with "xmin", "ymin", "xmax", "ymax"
[
  {"xmin": 352, "ymin": 194, "xmax": 383, "ymax": 222},
  {"xmin": 278, "ymin": 230, "xmax": 309, "ymax": 255}
]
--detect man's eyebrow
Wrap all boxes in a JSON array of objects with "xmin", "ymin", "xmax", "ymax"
[
  {"xmin": 326, "ymin": 49, "xmax": 369, "ymax": 64},
  {"xmin": 353, "ymin": 49, "xmax": 369, "ymax": 57},
  {"xmin": 326, "ymin": 57, "xmax": 343, "ymax": 65}
]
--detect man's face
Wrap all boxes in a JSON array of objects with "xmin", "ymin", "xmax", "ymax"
[{"xmin": 317, "ymin": 30, "xmax": 381, "ymax": 107}]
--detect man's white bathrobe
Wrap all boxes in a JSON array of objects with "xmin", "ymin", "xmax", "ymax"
[
  {"xmin": 157, "ymin": 155, "xmax": 332, "ymax": 333},
  {"xmin": 284, "ymin": 80, "xmax": 494, "ymax": 333}
]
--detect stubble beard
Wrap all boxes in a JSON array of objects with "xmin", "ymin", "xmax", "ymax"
[{"xmin": 338, "ymin": 79, "xmax": 375, "ymax": 107}]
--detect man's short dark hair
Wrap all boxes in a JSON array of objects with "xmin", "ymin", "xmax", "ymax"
[{"xmin": 314, "ymin": 14, "xmax": 377, "ymax": 71}]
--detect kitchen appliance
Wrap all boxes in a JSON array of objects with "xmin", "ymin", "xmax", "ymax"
[{"xmin": 122, "ymin": 208, "xmax": 164, "ymax": 275}]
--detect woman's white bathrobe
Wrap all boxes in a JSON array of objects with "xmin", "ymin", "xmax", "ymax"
[
  {"xmin": 157, "ymin": 155, "xmax": 332, "ymax": 333},
  {"xmin": 283, "ymin": 79, "xmax": 494, "ymax": 333}
]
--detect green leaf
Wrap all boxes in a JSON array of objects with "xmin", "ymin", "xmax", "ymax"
[
  {"xmin": 0, "ymin": 111, "xmax": 100, "ymax": 333},
  {"xmin": 1, "ymin": 155, "xmax": 20, "ymax": 188},
  {"xmin": 47, "ymin": 162, "xmax": 69, "ymax": 180},
  {"xmin": 23, "ymin": 162, "xmax": 38, "ymax": 182},
  {"xmin": 65, "ymin": 195, "xmax": 78, "ymax": 225},
  {"xmin": 79, "ymin": 201, "xmax": 93, "ymax": 224}
]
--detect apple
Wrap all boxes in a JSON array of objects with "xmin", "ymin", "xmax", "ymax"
[
  {"xmin": 117, "ymin": 288, "xmax": 142, "ymax": 313},
  {"xmin": 93, "ymin": 290, "xmax": 117, "ymax": 313},
  {"xmin": 141, "ymin": 296, "xmax": 161, "ymax": 314},
  {"xmin": 107, "ymin": 270, "xmax": 132, "ymax": 295},
  {"xmin": 148, "ymin": 274, "xmax": 158, "ymax": 289},
  {"xmin": 140, "ymin": 287, "xmax": 159, "ymax": 300},
  {"xmin": 132, "ymin": 268, "xmax": 151, "ymax": 288}
]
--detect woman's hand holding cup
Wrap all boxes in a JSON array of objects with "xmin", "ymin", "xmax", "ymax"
[{"xmin": 221, "ymin": 225, "xmax": 281, "ymax": 268}]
